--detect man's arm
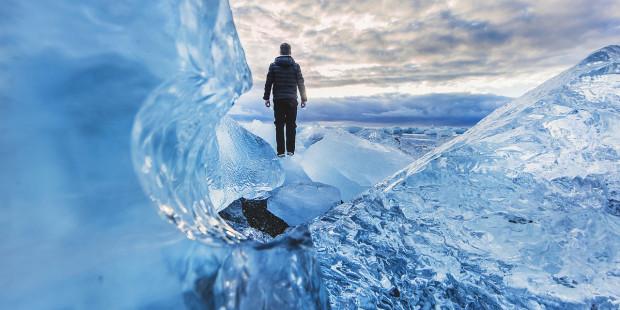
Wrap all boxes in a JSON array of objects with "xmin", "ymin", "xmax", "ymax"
[
  {"xmin": 295, "ymin": 63, "xmax": 307, "ymax": 103},
  {"xmin": 263, "ymin": 64, "xmax": 274, "ymax": 101}
]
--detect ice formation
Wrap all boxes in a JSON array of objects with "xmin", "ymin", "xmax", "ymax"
[
  {"xmin": 0, "ymin": 1, "xmax": 204, "ymax": 308},
  {"xmin": 238, "ymin": 121, "xmax": 417, "ymax": 201},
  {"xmin": 348, "ymin": 126, "xmax": 468, "ymax": 157},
  {"xmin": 298, "ymin": 128, "xmax": 413, "ymax": 200},
  {"xmin": 3, "ymin": 0, "xmax": 619, "ymax": 307},
  {"xmin": 131, "ymin": 0, "xmax": 284, "ymax": 244},
  {"xmin": 310, "ymin": 45, "xmax": 620, "ymax": 308},
  {"xmin": 1, "ymin": 0, "xmax": 311, "ymax": 308},
  {"xmin": 129, "ymin": 0, "xmax": 331, "ymax": 307}
]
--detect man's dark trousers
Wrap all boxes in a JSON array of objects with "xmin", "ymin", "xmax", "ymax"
[{"xmin": 273, "ymin": 99, "xmax": 297, "ymax": 155}]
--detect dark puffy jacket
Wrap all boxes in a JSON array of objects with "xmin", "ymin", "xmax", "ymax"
[{"xmin": 263, "ymin": 55, "xmax": 307, "ymax": 102}]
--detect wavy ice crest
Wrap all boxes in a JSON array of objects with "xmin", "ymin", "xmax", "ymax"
[
  {"xmin": 131, "ymin": 0, "xmax": 283, "ymax": 244},
  {"xmin": 127, "ymin": 2, "xmax": 331, "ymax": 306}
]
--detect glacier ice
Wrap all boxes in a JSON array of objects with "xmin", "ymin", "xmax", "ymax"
[
  {"xmin": 130, "ymin": 0, "xmax": 287, "ymax": 244},
  {"xmin": 0, "ymin": 1, "xmax": 204, "ymax": 308},
  {"xmin": 3, "ymin": 0, "xmax": 620, "ymax": 308},
  {"xmin": 129, "ymin": 0, "xmax": 333, "ymax": 307},
  {"xmin": 214, "ymin": 116, "xmax": 284, "ymax": 210},
  {"xmin": 238, "ymin": 121, "xmax": 418, "ymax": 201},
  {"xmin": 268, "ymin": 182, "xmax": 341, "ymax": 226},
  {"xmin": 310, "ymin": 46, "xmax": 620, "ymax": 308},
  {"xmin": 267, "ymin": 157, "xmax": 342, "ymax": 226},
  {"xmin": 0, "ymin": 0, "xmax": 303, "ymax": 308},
  {"xmin": 348, "ymin": 126, "xmax": 468, "ymax": 157},
  {"xmin": 208, "ymin": 227, "xmax": 331, "ymax": 309},
  {"xmin": 298, "ymin": 128, "xmax": 414, "ymax": 200}
]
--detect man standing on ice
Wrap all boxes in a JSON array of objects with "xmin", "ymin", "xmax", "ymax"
[{"xmin": 263, "ymin": 42, "xmax": 307, "ymax": 157}]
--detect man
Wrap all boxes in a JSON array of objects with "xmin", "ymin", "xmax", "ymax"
[{"xmin": 263, "ymin": 42, "xmax": 307, "ymax": 157}]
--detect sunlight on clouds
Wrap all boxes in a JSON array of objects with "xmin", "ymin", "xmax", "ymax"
[
  {"xmin": 230, "ymin": 0, "xmax": 620, "ymax": 101},
  {"xmin": 309, "ymin": 66, "xmax": 565, "ymax": 98},
  {"xmin": 351, "ymin": 13, "xmax": 387, "ymax": 31},
  {"xmin": 313, "ymin": 63, "xmax": 384, "ymax": 79}
]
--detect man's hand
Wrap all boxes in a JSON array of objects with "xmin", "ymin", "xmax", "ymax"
[
  {"xmin": 301, "ymin": 100, "xmax": 307, "ymax": 109},
  {"xmin": 264, "ymin": 100, "xmax": 270, "ymax": 108}
]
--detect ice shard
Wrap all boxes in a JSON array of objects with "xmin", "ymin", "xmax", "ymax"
[
  {"xmin": 310, "ymin": 46, "xmax": 620, "ymax": 308},
  {"xmin": 131, "ymin": 0, "xmax": 284, "ymax": 244},
  {"xmin": 129, "ymin": 0, "xmax": 329, "ymax": 308}
]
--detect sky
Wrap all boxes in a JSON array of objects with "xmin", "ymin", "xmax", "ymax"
[{"xmin": 229, "ymin": 0, "xmax": 620, "ymax": 125}]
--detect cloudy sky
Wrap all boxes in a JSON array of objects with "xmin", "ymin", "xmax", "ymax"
[{"xmin": 229, "ymin": 0, "xmax": 620, "ymax": 125}]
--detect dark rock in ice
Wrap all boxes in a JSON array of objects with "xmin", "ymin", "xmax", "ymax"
[
  {"xmin": 241, "ymin": 198, "xmax": 289, "ymax": 237},
  {"xmin": 219, "ymin": 198, "xmax": 289, "ymax": 238},
  {"xmin": 218, "ymin": 199, "xmax": 247, "ymax": 226},
  {"xmin": 389, "ymin": 287, "xmax": 400, "ymax": 298},
  {"xmin": 219, "ymin": 200, "xmax": 274, "ymax": 242},
  {"xmin": 505, "ymin": 214, "xmax": 534, "ymax": 224}
]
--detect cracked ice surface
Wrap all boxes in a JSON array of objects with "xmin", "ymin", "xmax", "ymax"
[{"xmin": 310, "ymin": 46, "xmax": 620, "ymax": 309}]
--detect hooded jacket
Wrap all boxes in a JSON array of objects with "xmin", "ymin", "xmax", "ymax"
[{"xmin": 263, "ymin": 55, "xmax": 307, "ymax": 102}]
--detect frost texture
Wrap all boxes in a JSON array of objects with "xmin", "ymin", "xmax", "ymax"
[
  {"xmin": 347, "ymin": 126, "xmax": 467, "ymax": 158},
  {"xmin": 131, "ymin": 0, "xmax": 283, "ymax": 244},
  {"xmin": 310, "ymin": 46, "xmax": 620, "ymax": 308}
]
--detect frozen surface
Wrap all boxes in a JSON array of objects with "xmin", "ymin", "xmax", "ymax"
[
  {"xmin": 263, "ymin": 157, "xmax": 341, "ymax": 226},
  {"xmin": 347, "ymin": 126, "xmax": 468, "ymax": 157},
  {"xmin": 129, "ymin": 0, "xmax": 333, "ymax": 306},
  {"xmin": 3, "ymin": 0, "xmax": 324, "ymax": 307},
  {"xmin": 0, "ymin": 0, "xmax": 292, "ymax": 308},
  {"xmin": 239, "ymin": 121, "xmax": 421, "ymax": 201},
  {"xmin": 310, "ymin": 46, "xmax": 620, "ymax": 308},
  {"xmin": 267, "ymin": 182, "xmax": 341, "ymax": 225},
  {"xmin": 300, "ymin": 129, "xmax": 413, "ymax": 200},
  {"xmin": 214, "ymin": 116, "xmax": 284, "ymax": 209}
]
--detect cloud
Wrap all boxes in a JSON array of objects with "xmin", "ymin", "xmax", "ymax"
[
  {"xmin": 231, "ymin": 0, "xmax": 620, "ymax": 97},
  {"xmin": 230, "ymin": 91, "xmax": 510, "ymax": 126}
]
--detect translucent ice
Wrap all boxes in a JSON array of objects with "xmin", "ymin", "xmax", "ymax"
[
  {"xmin": 267, "ymin": 182, "xmax": 341, "ymax": 226},
  {"xmin": 4, "ymin": 0, "xmax": 619, "ymax": 307},
  {"xmin": 299, "ymin": 128, "xmax": 413, "ymax": 200},
  {"xmin": 310, "ymin": 46, "xmax": 620, "ymax": 308},
  {"xmin": 0, "ymin": 0, "xmax": 295, "ymax": 308},
  {"xmin": 0, "ymin": 0, "xmax": 215, "ymax": 307},
  {"xmin": 347, "ymin": 126, "xmax": 468, "ymax": 157},
  {"xmin": 131, "ymin": 0, "xmax": 284, "ymax": 244},
  {"xmin": 214, "ymin": 116, "xmax": 284, "ymax": 209},
  {"xmin": 238, "ymin": 121, "xmax": 416, "ymax": 202}
]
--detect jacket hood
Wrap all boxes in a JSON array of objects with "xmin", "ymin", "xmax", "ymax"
[{"xmin": 274, "ymin": 55, "xmax": 295, "ymax": 67}]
